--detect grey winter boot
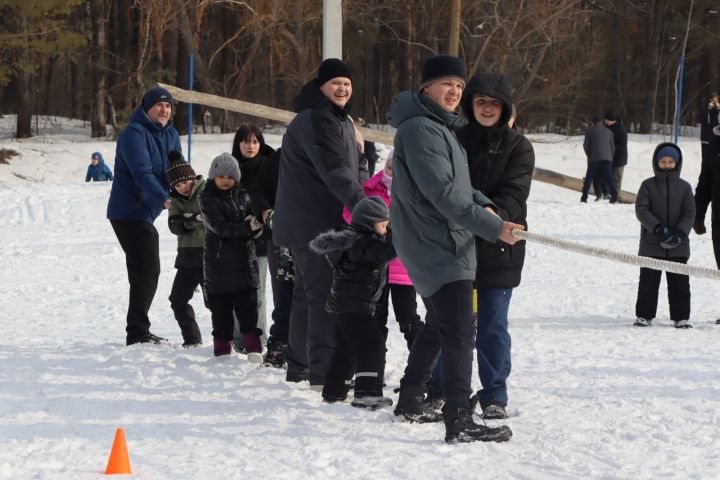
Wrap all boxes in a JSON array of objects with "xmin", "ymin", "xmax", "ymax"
[
  {"xmin": 443, "ymin": 404, "xmax": 512, "ymax": 444},
  {"xmin": 394, "ymin": 383, "xmax": 443, "ymax": 423}
]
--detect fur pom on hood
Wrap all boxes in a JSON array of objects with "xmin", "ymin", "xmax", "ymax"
[{"xmin": 309, "ymin": 228, "xmax": 360, "ymax": 255}]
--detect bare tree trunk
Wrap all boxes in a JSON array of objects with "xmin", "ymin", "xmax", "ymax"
[
  {"xmin": 90, "ymin": 0, "xmax": 108, "ymax": 137},
  {"xmin": 13, "ymin": 71, "xmax": 33, "ymax": 139},
  {"xmin": 448, "ymin": 0, "xmax": 461, "ymax": 56}
]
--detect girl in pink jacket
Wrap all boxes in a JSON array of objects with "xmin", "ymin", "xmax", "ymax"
[{"xmin": 343, "ymin": 151, "xmax": 423, "ymax": 350}]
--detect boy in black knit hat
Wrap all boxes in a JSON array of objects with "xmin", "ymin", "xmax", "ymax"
[
  {"xmin": 166, "ymin": 151, "xmax": 206, "ymax": 347},
  {"xmin": 310, "ymin": 196, "xmax": 397, "ymax": 410}
]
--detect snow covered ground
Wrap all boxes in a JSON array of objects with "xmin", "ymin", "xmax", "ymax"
[{"xmin": 1, "ymin": 116, "xmax": 719, "ymax": 479}]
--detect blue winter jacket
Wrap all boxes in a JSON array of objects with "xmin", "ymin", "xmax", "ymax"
[
  {"xmin": 85, "ymin": 152, "xmax": 113, "ymax": 182},
  {"xmin": 107, "ymin": 107, "xmax": 182, "ymax": 223}
]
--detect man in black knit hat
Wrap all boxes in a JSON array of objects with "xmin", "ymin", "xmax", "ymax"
[
  {"xmin": 273, "ymin": 58, "xmax": 368, "ymax": 388},
  {"xmin": 388, "ymin": 54, "xmax": 520, "ymax": 443}
]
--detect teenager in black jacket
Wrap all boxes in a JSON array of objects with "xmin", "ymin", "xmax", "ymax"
[
  {"xmin": 456, "ymin": 72, "xmax": 535, "ymax": 420},
  {"xmin": 200, "ymin": 153, "xmax": 264, "ymax": 360},
  {"xmin": 310, "ymin": 197, "xmax": 396, "ymax": 410},
  {"xmin": 230, "ymin": 124, "xmax": 275, "ymax": 353}
]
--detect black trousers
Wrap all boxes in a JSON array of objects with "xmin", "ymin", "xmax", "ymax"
[
  {"xmin": 169, "ymin": 266, "xmax": 204, "ymax": 344},
  {"xmin": 285, "ymin": 243, "xmax": 335, "ymax": 385},
  {"xmin": 206, "ymin": 289, "xmax": 258, "ymax": 341},
  {"xmin": 373, "ymin": 282, "xmax": 423, "ymax": 350},
  {"xmin": 267, "ymin": 240, "xmax": 292, "ymax": 343},
  {"xmin": 110, "ymin": 219, "xmax": 161, "ymax": 342},
  {"xmin": 635, "ymin": 256, "xmax": 690, "ymax": 321},
  {"xmin": 323, "ymin": 312, "xmax": 387, "ymax": 398},
  {"xmin": 582, "ymin": 160, "xmax": 617, "ymax": 201},
  {"xmin": 400, "ymin": 280, "xmax": 475, "ymax": 408}
]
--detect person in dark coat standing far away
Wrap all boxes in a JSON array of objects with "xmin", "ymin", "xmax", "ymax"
[
  {"xmin": 581, "ymin": 115, "xmax": 617, "ymax": 203},
  {"xmin": 107, "ymin": 86, "xmax": 182, "ymax": 346},
  {"xmin": 456, "ymin": 72, "xmax": 535, "ymax": 421},
  {"xmin": 388, "ymin": 54, "xmax": 522, "ymax": 444},
  {"xmin": 272, "ymin": 58, "xmax": 368, "ymax": 388}
]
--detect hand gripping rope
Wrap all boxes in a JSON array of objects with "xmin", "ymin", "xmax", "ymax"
[{"xmin": 512, "ymin": 229, "xmax": 720, "ymax": 281}]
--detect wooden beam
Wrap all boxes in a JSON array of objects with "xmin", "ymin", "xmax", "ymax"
[{"xmin": 159, "ymin": 83, "xmax": 637, "ymax": 204}]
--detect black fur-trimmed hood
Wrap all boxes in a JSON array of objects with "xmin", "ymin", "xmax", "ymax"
[{"xmin": 309, "ymin": 228, "xmax": 360, "ymax": 255}]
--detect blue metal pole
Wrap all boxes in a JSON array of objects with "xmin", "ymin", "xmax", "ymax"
[
  {"xmin": 188, "ymin": 53, "xmax": 194, "ymax": 163},
  {"xmin": 674, "ymin": 55, "xmax": 685, "ymax": 144}
]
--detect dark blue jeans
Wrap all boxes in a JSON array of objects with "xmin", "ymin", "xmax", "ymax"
[
  {"xmin": 581, "ymin": 160, "xmax": 617, "ymax": 201},
  {"xmin": 475, "ymin": 288, "xmax": 513, "ymax": 406}
]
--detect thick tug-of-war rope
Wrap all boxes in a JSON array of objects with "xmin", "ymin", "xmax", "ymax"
[{"xmin": 512, "ymin": 229, "xmax": 720, "ymax": 281}]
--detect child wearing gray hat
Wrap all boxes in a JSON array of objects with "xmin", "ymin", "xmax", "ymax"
[
  {"xmin": 309, "ymin": 196, "xmax": 397, "ymax": 410},
  {"xmin": 200, "ymin": 153, "xmax": 265, "ymax": 359}
]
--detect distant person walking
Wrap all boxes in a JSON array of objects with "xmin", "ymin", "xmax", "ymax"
[
  {"xmin": 85, "ymin": 152, "xmax": 113, "ymax": 182},
  {"xmin": 273, "ymin": 58, "xmax": 368, "ymax": 388},
  {"xmin": 107, "ymin": 86, "xmax": 181, "ymax": 346},
  {"xmin": 581, "ymin": 115, "xmax": 617, "ymax": 203}
]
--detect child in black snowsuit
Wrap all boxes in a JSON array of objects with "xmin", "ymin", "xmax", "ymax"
[
  {"xmin": 166, "ymin": 151, "xmax": 206, "ymax": 347},
  {"xmin": 634, "ymin": 143, "xmax": 695, "ymax": 328},
  {"xmin": 310, "ymin": 196, "xmax": 397, "ymax": 410},
  {"xmin": 200, "ymin": 153, "xmax": 264, "ymax": 359}
]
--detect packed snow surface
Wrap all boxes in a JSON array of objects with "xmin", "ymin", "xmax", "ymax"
[{"xmin": 0, "ymin": 116, "xmax": 718, "ymax": 479}]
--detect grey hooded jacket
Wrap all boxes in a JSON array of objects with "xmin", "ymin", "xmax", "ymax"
[
  {"xmin": 636, "ymin": 142, "xmax": 695, "ymax": 258},
  {"xmin": 583, "ymin": 122, "xmax": 615, "ymax": 163},
  {"xmin": 388, "ymin": 90, "xmax": 503, "ymax": 297}
]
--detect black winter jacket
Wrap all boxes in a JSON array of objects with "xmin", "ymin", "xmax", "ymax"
[
  {"xmin": 457, "ymin": 73, "xmax": 535, "ymax": 289},
  {"xmin": 310, "ymin": 227, "xmax": 397, "ymax": 315},
  {"xmin": 200, "ymin": 181, "xmax": 259, "ymax": 294},
  {"xmin": 636, "ymin": 143, "xmax": 695, "ymax": 258},
  {"xmin": 234, "ymin": 144, "xmax": 275, "ymax": 257},
  {"xmin": 698, "ymin": 104, "xmax": 720, "ymax": 143},
  {"xmin": 273, "ymin": 80, "xmax": 368, "ymax": 247},
  {"xmin": 608, "ymin": 122, "xmax": 628, "ymax": 168}
]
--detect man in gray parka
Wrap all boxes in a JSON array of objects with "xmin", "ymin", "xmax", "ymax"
[
  {"xmin": 388, "ymin": 54, "xmax": 522, "ymax": 444},
  {"xmin": 581, "ymin": 115, "xmax": 617, "ymax": 203}
]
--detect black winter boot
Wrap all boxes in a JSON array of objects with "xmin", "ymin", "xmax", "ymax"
[
  {"xmin": 394, "ymin": 383, "xmax": 443, "ymax": 423},
  {"xmin": 443, "ymin": 404, "xmax": 512, "ymax": 444},
  {"xmin": 263, "ymin": 338, "xmax": 287, "ymax": 368}
]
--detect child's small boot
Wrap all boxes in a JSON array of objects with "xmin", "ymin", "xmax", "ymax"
[
  {"xmin": 213, "ymin": 337, "xmax": 232, "ymax": 357},
  {"xmin": 243, "ymin": 329, "xmax": 263, "ymax": 363}
]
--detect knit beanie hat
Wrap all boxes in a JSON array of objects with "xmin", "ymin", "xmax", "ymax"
[
  {"xmin": 351, "ymin": 196, "xmax": 389, "ymax": 230},
  {"xmin": 208, "ymin": 153, "xmax": 241, "ymax": 182},
  {"xmin": 166, "ymin": 151, "xmax": 197, "ymax": 188},
  {"xmin": 656, "ymin": 146, "xmax": 680, "ymax": 163},
  {"xmin": 603, "ymin": 110, "xmax": 617, "ymax": 121},
  {"xmin": 317, "ymin": 58, "xmax": 353, "ymax": 86},
  {"xmin": 141, "ymin": 86, "xmax": 174, "ymax": 112},
  {"xmin": 419, "ymin": 54, "xmax": 466, "ymax": 90}
]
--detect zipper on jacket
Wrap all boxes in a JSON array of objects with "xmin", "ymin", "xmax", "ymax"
[{"xmin": 665, "ymin": 171, "xmax": 670, "ymax": 258}]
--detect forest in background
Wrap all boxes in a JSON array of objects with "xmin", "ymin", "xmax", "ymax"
[{"xmin": 1, "ymin": 0, "xmax": 719, "ymax": 139}]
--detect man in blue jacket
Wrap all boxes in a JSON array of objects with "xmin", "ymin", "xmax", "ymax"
[{"xmin": 107, "ymin": 86, "xmax": 182, "ymax": 345}]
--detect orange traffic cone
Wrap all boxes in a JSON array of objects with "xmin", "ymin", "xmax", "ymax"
[{"xmin": 105, "ymin": 428, "xmax": 132, "ymax": 475}]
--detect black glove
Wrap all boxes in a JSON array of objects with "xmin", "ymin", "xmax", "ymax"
[
  {"xmin": 693, "ymin": 220, "xmax": 707, "ymax": 235},
  {"xmin": 654, "ymin": 224, "xmax": 670, "ymax": 237},
  {"xmin": 660, "ymin": 233, "xmax": 682, "ymax": 250}
]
